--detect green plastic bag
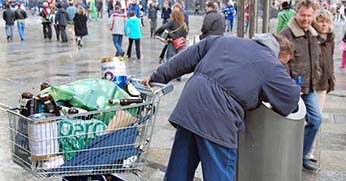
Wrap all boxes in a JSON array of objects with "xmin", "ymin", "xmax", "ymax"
[{"xmin": 41, "ymin": 78, "xmax": 137, "ymax": 124}]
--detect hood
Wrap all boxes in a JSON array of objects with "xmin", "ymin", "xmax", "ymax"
[{"xmin": 252, "ymin": 33, "xmax": 279, "ymax": 58}]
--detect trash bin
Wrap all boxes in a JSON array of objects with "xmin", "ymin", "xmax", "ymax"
[{"xmin": 237, "ymin": 98, "xmax": 306, "ymax": 181}]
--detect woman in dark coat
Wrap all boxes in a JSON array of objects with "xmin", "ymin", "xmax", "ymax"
[{"xmin": 73, "ymin": 6, "xmax": 88, "ymax": 47}]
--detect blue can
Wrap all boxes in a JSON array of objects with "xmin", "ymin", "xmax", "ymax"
[
  {"xmin": 101, "ymin": 57, "xmax": 127, "ymax": 88},
  {"xmin": 296, "ymin": 75, "xmax": 302, "ymax": 86}
]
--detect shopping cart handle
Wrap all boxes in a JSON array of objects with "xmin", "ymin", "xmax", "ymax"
[{"xmin": 150, "ymin": 82, "xmax": 174, "ymax": 95}]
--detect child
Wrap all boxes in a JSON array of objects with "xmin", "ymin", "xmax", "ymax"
[
  {"xmin": 74, "ymin": 6, "xmax": 88, "ymax": 47},
  {"xmin": 125, "ymin": 11, "xmax": 141, "ymax": 60}
]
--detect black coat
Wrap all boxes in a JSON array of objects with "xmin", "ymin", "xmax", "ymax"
[
  {"xmin": 73, "ymin": 13, "xmax": 88, "ymax": 36},
  {"xmin": 55, "ymin": 8, "xmax": 69, "ymax": 26},
  {"xmin": 200, "ymin": 10, "xmax": 225, "ymax": 40},
  {"xmin": 2, "ymin": 8, "xmax": 15, "ymax": 25}
]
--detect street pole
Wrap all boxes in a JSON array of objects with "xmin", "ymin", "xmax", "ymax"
[
  {"xmin": 249, "ymin": 0, "xmax": 257, "ymax": 38},
  {"xmin": 262, "ymin": 0, "xmax": 270, "ymax": 33},
  {"xmin": 237, "ymin": 0, "xmax": 245, "ymax": 37}
]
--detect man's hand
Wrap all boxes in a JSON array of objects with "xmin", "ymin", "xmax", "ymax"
[{"xmin": 141, "ymin": 75, "xmax": 151, "ymax": 86}]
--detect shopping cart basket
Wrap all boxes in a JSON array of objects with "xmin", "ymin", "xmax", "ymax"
[{"xmin": 7, "ymin": 79, "xmax": 173, "ymax": 180}]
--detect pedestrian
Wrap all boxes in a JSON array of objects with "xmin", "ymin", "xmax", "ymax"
[
  {"xmin": 142, "ymin": 33, "xmax": 300, "ymax": 181},
  {"xmin": 244, "ymin": 3, "xmax": 250, "ymax": 33},
  {"xmin": 107, "ymin": 0, "xmax": 114, "ymax": 18},
  {"xmin": 55, "ymin": 3, "xmax": 70, "ymax": 42},
  {"xmin": 275, "ymin": 1, "xmax": 295, "ymax": 33},
  {"xmin": 280, "ymin": 0, "xmax": 322, "ymax": 171},
  {"xmin": 338, "ymin": 31, "xmax": 346, "ymax": 68},
  {"xmin": 154, "ymin": 10, "xmax": 188, "ymax": 81},
  {"xmin": 88, "ymin": 0, "xmax": 98, "ymax": 20},
  {"xmin": 40, "ymin": 2, "xmax": 52, "ymax": 40},
  {"xmin": 74, "ymin": 6, "xmax": 88, "ymax": 47},
  {"xmin": 96, "ymin": 0, "xmax": 103, "ymax": 18},
  {"xmin": 125, "ymin": 11, "xmax": 141, "ymax": 60},
  {"xmin": 200, "ymin": 1, "xmax": 225, "ymax": 40},
  {"xmin": 161, "ymin": 2, "xmax": 171, "ymax": 25},
  {"xmin": 194, "ymin": 0, "xmax": 200, "ymax": 15},
  {"xmin": 306, "ymin": 9, "xmax": 335, "ymax": 163},
  {"xmin": 3, "ymin": 4, "xmax": 15, "ymax": 41},
  {"xmin": 109, "ymin": 5, "xmax": 127, "ymax": 56},
  {"xmin": 50, "ymin": 7, "xmax": 60, "ymax": 41},
  {"xmin": 127, "ymin": 0, "xmax": 140, "ymax": 18},
  {"xmin": 66, "ymin": 2, "xmax": 77, "ymax": 40},
  {"xmin": 14, "ymin": 3, "xmax": 27, "ymax": 41},
  {"xmin": 222, "ymin": 1, "xmax": 235, "ymax": 32},
  {"xmin": 148, "ymin": 1, "xmax": 159, "ymax": 37}
]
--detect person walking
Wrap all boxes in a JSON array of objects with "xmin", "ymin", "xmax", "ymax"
[
  {"xmin": 305, "ymin": 9, "xmax": 335, "ymax": 163},
  {"xmin": 161, "ymin": 2, "xmax": 171, "ymax": 24},
  {"xmin": 275, "ymin": 1, "xmax": 295, "ymax": 33},
  {"xmin": 96, "ymin": 0, "xmax": 103, "ymax": 18},
  {"xmin": 3, "ymin": 4, "xmax": 15, "ymax": 41},
  {"xmin": 125, "ymin": 11, "xmax": 141, "ymax": 60},
  {"xmin": 148, "ymin": 1, "xmax": 159, "ymax": 38},
  {"xmin": 222, "ymin": 1, "xmax": 235, "ymax": 32},
  {"xmin": 109, "ymin": 5, "xmax": 126, "ymax": 57},
  {"xmin": 280, "ymin": 0, "xmax": 322, "ymax": 171},
  {"xmin": 14, "ymin": 3, "xmax": 27, "ymax": 41},
  {"xmin": 55, "ymin": 3, "xmax": 70, "ymax": 42},
  {"xmin": 40, "ymin": 2, "xmax": 52, "ymax": 40},
  {"xmin": 200, "ymin": 2, "xmax": 225, "ymax": 40},
  {"xmin": 74, "ymin": 6, "xmax": 88, "ymax": 47},
  {"xmin": 66, "ymin": 2, "xmax": 77, "ymax": 40},
  {"xmin": 142, "ymin": 33, "xmax": 300, "ymax": 181},
  {"xmin": 155, "ymin": 10, "xmax": 188, "ymax": 64},
  {"xmin": 127, "ymin": 0, "xmax": 140, "ymax": 18}
]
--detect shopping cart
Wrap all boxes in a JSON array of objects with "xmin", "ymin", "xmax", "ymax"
[{"xmin": 6, "ymin": 79, "xmax": 173, "ymax": 180}]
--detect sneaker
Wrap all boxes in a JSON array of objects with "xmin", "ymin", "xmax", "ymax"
[{"xmin": 303, "ymin": 160, "xmax": 319, "ymax": 172}]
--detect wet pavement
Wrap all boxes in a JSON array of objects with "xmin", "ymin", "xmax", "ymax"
[{"xmin": 0, "ymin": 12, "xmax": 346, "ymax": 181}]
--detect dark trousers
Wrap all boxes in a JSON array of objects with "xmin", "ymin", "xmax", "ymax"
[
  {"xmin": 54, "ymin": 24, "xmax": 60, "ymax": 41},
  {"xmin": 127, "ymin": 38, "xmax": 141, "ymax": 59},
  {"xmin": 42, "ymin": 23, "xmax": 52, "ymax": 39},
  {"xmin": 59, "ymin": 25, "xmax": 68, "ymax": 42}
]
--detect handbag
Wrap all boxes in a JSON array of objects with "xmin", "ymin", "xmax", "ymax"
[{"xmin": 172, "ymin": 36, "xmax": 186, "ymax": 50}]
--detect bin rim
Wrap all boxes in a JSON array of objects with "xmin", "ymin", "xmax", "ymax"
[{"xmin": 261, "ymin": 97, "xmax": 306, "ymax": 120}]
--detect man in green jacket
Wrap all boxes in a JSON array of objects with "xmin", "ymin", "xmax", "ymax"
[{"xmin": 276, "ymin": 1, "xmax": 295, "ymax": 33}]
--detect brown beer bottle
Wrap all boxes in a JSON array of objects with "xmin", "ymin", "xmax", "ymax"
[{"xmin": 108, "ymin": 98, "xmax": 143, "ymax": 106}]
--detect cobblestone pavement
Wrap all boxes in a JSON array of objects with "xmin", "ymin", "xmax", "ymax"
[{"xmin": 0, "ymin": 12, "xmax": 346, "ymax": 181}]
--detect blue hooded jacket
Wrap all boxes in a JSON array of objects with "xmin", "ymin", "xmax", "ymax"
[{"xmin": 150, "ymin": 35, "xmax": 300, "ymax": 148}]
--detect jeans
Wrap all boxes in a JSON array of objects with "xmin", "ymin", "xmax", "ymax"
[
  {"xmin": 164, "ymin": 126, "xmax": 237, "ymax": 181},
  {"xmin": 301, "ymin": 91, "xmax": 322, "ymax": 163},
  {"xmin": 166, "ymin": 42, "xmax": 175, "ymax": 62},
  {"xmin": 112, "ymin": 34, "xmax": 124, "ymax": 56},
  {"xmin": 149, "ymin": 19, "xmax": 157, "ymax": 37},
  {"xmin": 17, "ymin": 21, "xmax": 25, "ymax": 40},
  {"xmin": 227, "ymin": 18, "xmax": 234, "ymax": 32},
  {"xmin": 5, "ymin": 25, "xmax": 14, "ymax": 38}
]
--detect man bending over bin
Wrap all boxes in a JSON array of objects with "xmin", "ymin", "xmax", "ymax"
[{"xmin": 142, "ymin": 33, "xmax": 300, "ymax": 181}]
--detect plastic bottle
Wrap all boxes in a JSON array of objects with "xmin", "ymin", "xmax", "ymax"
[{"xmin": 108, "ymin": 98, "xmax": 143, "ymax": 106}]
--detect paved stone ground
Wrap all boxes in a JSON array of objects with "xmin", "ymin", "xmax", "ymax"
[{"xmin": 0, "ymin": 11, "xmax": 345, "ymax": 181}]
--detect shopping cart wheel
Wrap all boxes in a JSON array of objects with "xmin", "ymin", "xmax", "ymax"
[
  {"xmin": 62, "ymin": 175, "xmax": 106, "ymax": 181},
  {"xmin": 62, "ymin": 174, "xmax": 125, "ymax": 181}
]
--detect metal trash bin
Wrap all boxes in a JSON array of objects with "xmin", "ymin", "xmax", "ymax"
[{"xmin": 237, "ymin": 98, "xmax": 306, "ymax": 181}]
